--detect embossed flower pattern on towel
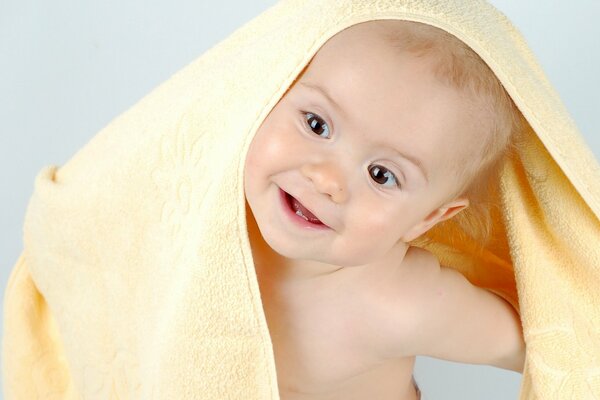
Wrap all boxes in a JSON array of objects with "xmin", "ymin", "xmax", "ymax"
[
  {"xmin": 526, "ymin": 305, "xmax": 600, "ymax": 398},
  {"xmin": 151, "ymin": 109, "xmax": 212, "ymax": 239},
  {"xmin": 83, "ymin": 349, "xmax": 142, "ymax": 400}
]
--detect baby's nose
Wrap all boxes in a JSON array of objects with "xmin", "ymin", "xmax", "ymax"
[{"xmin": 300, "ymin": 162, "xmax": 347, "ymax": 203}]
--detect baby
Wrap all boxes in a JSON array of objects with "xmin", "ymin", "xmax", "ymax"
[{"xmin": 243, "ymin": 19, "xmax": 525, "ymax": 400}]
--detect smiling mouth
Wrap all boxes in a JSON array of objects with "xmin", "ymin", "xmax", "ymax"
[{"xmin": 284, "ymin": 192, "xmax": 325, "ymax": 225}]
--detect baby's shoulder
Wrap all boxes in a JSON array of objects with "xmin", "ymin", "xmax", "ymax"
[
  {"xmin": 368, "ymin": 246, "xmax": 442, "ymax": 358},
  {"xmin": 403, "ymin": 245, "xmax": 440, "ymax": 271},
  {"xmin": 397, "ymin": 246, "xmax": 441, "ymax": 293}
]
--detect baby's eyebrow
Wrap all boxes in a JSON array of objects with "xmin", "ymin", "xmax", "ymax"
[
  {"xmin": 299, "ymin": 81, "xmax": 429, "ymax": 184},
  {"xmin": 389, "ymin": 147, "xmax": 429, "ymax": 184},
  {"xmin": 299, "ymin": 81, "xmax": 346, "ymax": 118}
]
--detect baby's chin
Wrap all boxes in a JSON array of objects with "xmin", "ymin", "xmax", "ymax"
[{"xmin": 269, "ymin": 242, "xmax": 380, "ymax": 269}]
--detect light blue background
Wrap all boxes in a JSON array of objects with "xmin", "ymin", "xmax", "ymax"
[{"xmin": 1, "ymin": 1, "xmax": 598, "ymax": 399}]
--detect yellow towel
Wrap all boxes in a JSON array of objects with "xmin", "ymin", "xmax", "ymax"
[{"xmin": 3, "ymin": 0, "xmax": 599, "ymax": 399}]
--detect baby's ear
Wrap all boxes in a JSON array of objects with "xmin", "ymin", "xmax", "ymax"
[{"xmin": 400, "ymin": 197, "xmax": 470, "ymax": 242}]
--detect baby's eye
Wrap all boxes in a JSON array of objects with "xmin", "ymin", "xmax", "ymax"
[
  {"xmin": 368, "ymin": 165, "xmax": 400, "ymax": 188},
  {"xmin": 303, "ymin": 112, "xmax": 331, "ymax": 139}
]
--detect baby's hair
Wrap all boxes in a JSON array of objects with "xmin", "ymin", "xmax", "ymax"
[{"xmin": 376, "ymin": 20, "xmax": 526, "ymax": 251}]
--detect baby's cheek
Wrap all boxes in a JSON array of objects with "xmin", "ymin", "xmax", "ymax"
[
  {"xmin": 366, "ymin": 213, "xmax": 392, "ymax": 235},
  {"xmin": 362, "ymin": 204, "xmax": 408, "ymax": 238},
  {"xmin": 263, "ymin": 136, "xmax": 288, "ymax": 157},
  {"xmin": 263, "ymin": 131, "xmax": 299, "ymax": 163}
]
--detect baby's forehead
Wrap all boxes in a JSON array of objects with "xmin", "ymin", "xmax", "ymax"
[
  {"xmin": 307, "ymin": 25, "xmax": 452, "ymax": 87},
  {"xmin": 291, "ymin": 22, "xmax": 497, "ymax": 168}
]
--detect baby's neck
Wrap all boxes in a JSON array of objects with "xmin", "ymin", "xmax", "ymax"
[
  {"xmin": 248, "ymin": 232, "xmax": 404, "ymax": 295},
  {"xmin": 245, "ymin": 200, "xmax": 409, "ymax": 290}
]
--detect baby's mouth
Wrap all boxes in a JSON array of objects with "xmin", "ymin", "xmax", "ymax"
[{"xmin": 284, "ymin": 192, "xmax": 324, "ymax": 225}]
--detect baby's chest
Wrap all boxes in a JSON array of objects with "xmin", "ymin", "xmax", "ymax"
[
  {"xmin": 269, "ymin": 301, "xmax": 376, "ymax": 383},
  {"xmin": 262, "ymin": 282, "xmax": 417, "ymax": 396}
]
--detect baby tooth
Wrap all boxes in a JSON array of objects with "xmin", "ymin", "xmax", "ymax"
[{"xmin": 295, "ymin": 209, "xmax": 308, "ymax": 221}]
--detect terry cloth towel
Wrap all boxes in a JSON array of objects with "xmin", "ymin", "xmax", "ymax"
[{"xmin": 3, "ymin": 0, "xmax": 600, "ymax": 399}]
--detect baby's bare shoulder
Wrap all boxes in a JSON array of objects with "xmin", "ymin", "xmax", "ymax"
[
  {"xmin": 378, "ymin": 247, "xmax": 524, "ymax": 370},
  {"xmin": 371, "ymin": 246, "xmax": 442, "ymax": 358}
]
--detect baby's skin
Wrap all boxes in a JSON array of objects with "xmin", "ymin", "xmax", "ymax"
[{"xmin": 244, "ymin": 20, "xmax": 525, "ymax": 400}]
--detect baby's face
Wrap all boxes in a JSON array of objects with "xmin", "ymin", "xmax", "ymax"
[{"xmin": 244, "ymin": 20, "xmax": 484, "ymax": 267}]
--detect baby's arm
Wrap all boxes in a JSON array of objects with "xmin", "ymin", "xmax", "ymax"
[{"xmin": 395, "ymin": 263, "xmax": 526, "ymax": 372}]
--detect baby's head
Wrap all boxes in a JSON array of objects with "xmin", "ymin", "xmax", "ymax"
[{"xmin": 244, "ymin": 19, "xmax": 524, "ymax": 267}]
